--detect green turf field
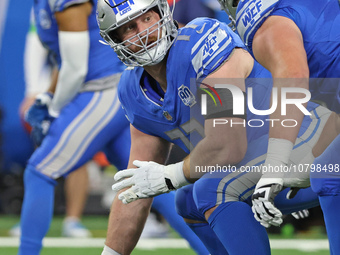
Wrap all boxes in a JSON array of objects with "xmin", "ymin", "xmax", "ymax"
[{"xmin": 0, "ymin": 215, "xmax": 330, "ymax": 255}]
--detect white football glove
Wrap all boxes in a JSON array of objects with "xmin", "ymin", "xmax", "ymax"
[
  {"xmin": 112, "ymin": 160, "xmax": 189, "ymax": 204},
  {"xmin": 251, "ymin": 177, "xmax": 283, "ymax": 228}
]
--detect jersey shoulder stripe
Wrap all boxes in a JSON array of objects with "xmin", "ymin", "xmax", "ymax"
[
  {"xmin": 236, "ymin": 0, "xmax": 279, "ymax": 53},
  {"xmin": 170, "ymin": 18, "xmax": 245, "ymax": 79}
]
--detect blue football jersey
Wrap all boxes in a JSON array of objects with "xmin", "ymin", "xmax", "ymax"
[
  {"xmin": 236, "ymin": 0, "xmax": 340, "ymax": 112},
  {"xmin": 118, "ymin": 18, "xmax": 273, "ymax": 153},
  {"xmin": 33, "ymin": 0, "xmax": 125, "ymax": 82}
]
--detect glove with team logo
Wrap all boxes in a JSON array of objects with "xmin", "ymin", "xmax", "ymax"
[
  {"xmin": 25, "ymin": 92, "xmax": 55, "ymax": 146},
  {"xmin": 112, "ymin": 160, "xmax": 190, "ymax": 204},
  {"xmin": 251, "ymin": 138, "xmax": 294, "ymax": 228}
]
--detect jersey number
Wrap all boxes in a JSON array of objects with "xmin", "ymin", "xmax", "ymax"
[{"xmin": 165, "ymin": 118, "xmax": 204, "ymax": 151}]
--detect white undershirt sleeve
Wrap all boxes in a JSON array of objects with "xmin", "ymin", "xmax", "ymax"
[
  {"xmin": 49, "ymin": 30, "xmax": 90, "ymax": 117},
  {"xmin": 24, "ymin": 30, "xmax": 51, "ymax": 96}
]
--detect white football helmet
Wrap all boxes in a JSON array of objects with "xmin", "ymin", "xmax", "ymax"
[{"xmin": 97, "ymin": 0, "xmax": 178, "ymax": 66}]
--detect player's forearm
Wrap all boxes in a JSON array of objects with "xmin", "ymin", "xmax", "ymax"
[
  {"xmin": 128, "ymin": 128, "xmax": 171, "ymax": 167},
  {"xmin": 253, "ymin": 17, "xmax": 310, "ymax": 143},
  {"xmin": 263, "ymin": 78, "xmax": 309, "ymax": 180},
  {"xmin": 24, "ymin": 30, "xmax": 50, "ymax": 96},
  {"xmin": 49, "ymin": 31, "xmax": 89, "ymax": 117},
  {"xmin": 268, "ymin": 77, "xmax": 309, "ymax": 143},
  {"xmin": 268, "ymin": 104, "xmax": 304, "ymax": 143}
]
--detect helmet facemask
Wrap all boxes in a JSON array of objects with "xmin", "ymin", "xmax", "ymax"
[
  {"xmin": 99, "ymin": 0, "xmax": 177, "ymax": 67},
  {"xmin": 217, "ymin": 0, "xmax": 239, "ymax": 31}
]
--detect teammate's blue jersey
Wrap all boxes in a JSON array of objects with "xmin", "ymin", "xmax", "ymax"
[
  {"xmin": 118, "ymin": 18, "xmax": 273, "ymax": 153},
  {"xmin": 235, "ymin": 0, "xmax": 340, "ymax": 111},
  {"xmin": 236, "ymin": 0, "xmax": 340, "ymax": 78},
  {"xmin": 33, "ymin": 0, "xmax": 125, "ymax": 82}
]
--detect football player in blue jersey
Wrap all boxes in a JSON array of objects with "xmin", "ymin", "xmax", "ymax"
[
  {"xmin": 18, "ymin": 1, "xmax": 209, "ymax": 255},
  {"xmin": 15, "ymin": 21, "xmax": 93, "ymax": 238},
  {"xmin": 18, "ymin": 1, "xmax": 129, "ymax": 254},
  {"xmin": 97, "ymin": 0, "xmax": 340, "ymax": 254},
  {"xmin": 219, "ymin": 0, "xmax": 340, "ymax": 252}
]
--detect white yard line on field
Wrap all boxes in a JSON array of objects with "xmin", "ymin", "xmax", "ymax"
[{"xmin": 0, "ymin": 237, "xmax": 329, "ymax": 251}]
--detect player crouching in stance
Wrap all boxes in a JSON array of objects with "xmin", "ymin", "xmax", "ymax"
[{"xmin": 97, "ymin": 0, "xmax": 340, "ymax": 254}]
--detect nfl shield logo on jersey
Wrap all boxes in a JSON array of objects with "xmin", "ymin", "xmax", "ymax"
[
  {"xmin": 163, "ymin": 111, "xmax": 173, "ymax": 121},
  {"xmin": 178, "ymin": 85, "xmax": 196, "ymax": 107}
]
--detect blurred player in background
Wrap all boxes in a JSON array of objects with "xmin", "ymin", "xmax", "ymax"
[
  {"xmin": 18, "ymin": 1, "xmax": 129, "ymax": 254},
  {"xmin": 167, "ymin": 0, "xmax": 229, "ymax": 28},
  {"xmin": 11, "ymin": 18, "xmax": 92, "ymax": 238},
  {"xmin": 168, "ymin": 0, "xmax": 214, "ymax": 27},
  {"xmin": 218, "ymin": 1, "xmax": 340, "ymax": 253}
]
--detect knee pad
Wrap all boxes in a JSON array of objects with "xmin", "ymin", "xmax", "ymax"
[{"xmin": 175, "ymin": 185, "xmax": 206, "ymax": 221}]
